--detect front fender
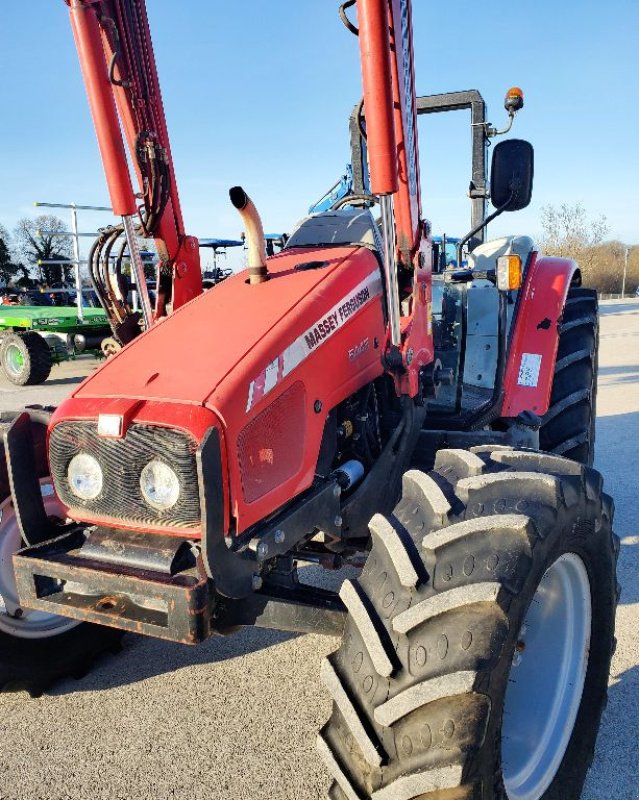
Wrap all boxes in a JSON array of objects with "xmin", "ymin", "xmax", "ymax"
[{"xmin": 501, "ymin": 254, "xmax": 579, "ymax": 418}]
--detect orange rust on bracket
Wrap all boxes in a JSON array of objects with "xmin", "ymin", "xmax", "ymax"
[{"xmin": 13, "ymin": 529, "xmax": 211, "ymax": 644}]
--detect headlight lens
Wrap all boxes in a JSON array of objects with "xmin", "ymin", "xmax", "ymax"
[
  {"xmin": 67, "ymin": 452, "xmax": 103, "ymax": 500},
  {"xmin": 140, "ymin": 459, "xmax": 180, "ymax": 511}
]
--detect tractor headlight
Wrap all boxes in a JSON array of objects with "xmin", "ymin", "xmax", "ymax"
[
  {"xmin": 140, "ymin": 459, "xmax": 180, "ymax": 511},
  {"xmin": 68, "ymin": 453, "xmax": 103, "ymax": 500}
]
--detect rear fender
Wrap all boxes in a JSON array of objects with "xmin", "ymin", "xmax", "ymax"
[{"xmin": 501, "ymin": 254, "xmax": 578, "ymax": 418}]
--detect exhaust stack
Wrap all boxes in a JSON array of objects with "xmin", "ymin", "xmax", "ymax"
[{"xmin": 229, "ymin": 186, "xmax": 268, "ymax": 284}]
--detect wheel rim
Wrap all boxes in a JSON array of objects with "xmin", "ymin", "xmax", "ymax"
[
  {"xmin": 4, "ymin": 344, "xmax": 25, "ymax": 378},
  {"xmin": 0, "ymin": 482, "xmax": 79, "ymax": 638},
  {"xmin": 502, "ymin": 552, "xmax": 592, "ymax": 800}
]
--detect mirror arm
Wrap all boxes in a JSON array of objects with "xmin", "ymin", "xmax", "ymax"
[{"xmin": 456, "ymin": 191, "xmax": 513, "ymax": 263}]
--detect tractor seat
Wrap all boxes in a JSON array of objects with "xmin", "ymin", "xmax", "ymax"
[{"xmin": 467, "ymin": 235, "xmax": 536, "ymax": 273}]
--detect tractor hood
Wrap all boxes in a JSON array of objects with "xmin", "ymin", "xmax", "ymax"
[{"xmin": 72, "ymin": 245, "xmax": 379, "ymax": 409}]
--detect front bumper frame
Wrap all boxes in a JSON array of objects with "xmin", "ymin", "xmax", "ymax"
[
  {"xmin": 8, "ymin": 415, "xmax": 346, "ymax": 644},
  {"xmin": 13, "ymin": 527, "xmax": 212, "ymax": 644}
]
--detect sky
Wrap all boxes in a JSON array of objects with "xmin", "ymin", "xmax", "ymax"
[{"xmin": 0, "ymin": 0, "xmax": 637, "ymax": 273}]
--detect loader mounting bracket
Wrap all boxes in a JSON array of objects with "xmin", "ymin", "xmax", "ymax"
[
  {"xmin": 214, "ymin": 582, "xmax": 346, "ymax": 638},
  {"xmin": 197, "ymin": 426, "xmax": 342, "ymax": 600},
  {"xmin": 13, "ymin": 524, "xmax": 348, "ymax": 642},
  {"xmin": 197, "ymin": 427, "xmax": 257, "ymax": 599}
]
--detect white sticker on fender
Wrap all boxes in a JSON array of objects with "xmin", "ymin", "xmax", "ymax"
[
  {"xmin": 517, "ymin": 352, "xmax": 542, "ymax": 387},
  {"xmin": 246, "ymin": 271, "xmax": 383, "ymax": 411}
]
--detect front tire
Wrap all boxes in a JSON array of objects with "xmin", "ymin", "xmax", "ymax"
[
  {"xmin": 0, "ymin": 483, "xmax": 124, "ymax": 696},
  {"xmin": 0, "ymin": 411, "xmax": 123, "ymax": 696},
  {"xmin": 318, "ymin": 447, "xmax": 618, "ymax": 800},
  {"xmin": 0, "ymin": 331, "xmax": 52, "ymax": 386},
  {"xmin": 540, "ymin": 288, "xmax": 598, "ymax": 465}
]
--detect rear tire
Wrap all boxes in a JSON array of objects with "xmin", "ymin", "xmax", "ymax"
[
  {"xmin": 0, "ymin": 332, "xmax": 52, "ymax": 386},
  {"xmin": 540, "ymin": 288, "xmax": 598, "ymax": 465},
  {"xmin": 318, "ymin": 447, "xmax": 617, "ymax": 800}
]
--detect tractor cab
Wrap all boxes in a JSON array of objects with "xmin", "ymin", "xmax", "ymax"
[
  {"xmin": 430, "ymin": 233, "xmax": 537, "ymax": 418},
  {"xmin": 338, "ymin": 87, "xmax": 537, "ymax": 422}
]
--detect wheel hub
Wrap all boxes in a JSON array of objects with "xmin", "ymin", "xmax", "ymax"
[
  {"xmin": 4, "ymin": 344, "xmax": 25, "ymax": 378},
  {"xmin": 502, "ymin": 552, "xmax": 592, "ymax": 800},
  {"xmin": 0, "ymin": 482, "xmax": 79, "ymax": 638}
]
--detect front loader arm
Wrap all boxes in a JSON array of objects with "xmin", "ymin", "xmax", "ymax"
[
  {"xmin": 356, "ymin": 0, "xmax": 433, "ymax": 397},
  {"xmin": 66, "ymin": 0, "xmax": 201, "ymax": 339}
]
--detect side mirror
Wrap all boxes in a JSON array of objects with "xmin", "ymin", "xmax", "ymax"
[{"xmin": 490, "ymin": 138, "xmax": 534, "ymax": 211}]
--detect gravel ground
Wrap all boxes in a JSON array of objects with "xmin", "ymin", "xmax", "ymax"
[
  {"xmin": 582, "ymin": 300, "xmax": 639, "ymax": 800},
  {"xmin": 0, "ymin": 300, "xmax": 637, "ymax": 800},
  {"xmin": 0, "ymin": 355, "xmax": 98, "ymax": 410}
]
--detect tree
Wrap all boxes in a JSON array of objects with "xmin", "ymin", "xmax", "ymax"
[
  {"xmin": 121, "ymin": 240, "xmax": 157, "ymax": 281},
  {"xmin": 0, "ymin": 225, "xmax": 20, "ymax": 288},
  {"xmin": 626, "ymin": 246, "xmax": 639, "ymax": 295},
  {"xmin": 538, "ymin": 202, "xmax": 609, "ymax": 276},
  {"xmin": 538, "ymin": 204, "xmax": 638, "ymax": 294},
  {"xmin": 13, "ymin": 215, "xmax": 73, "ymax": 286},
  {"xmin": 15, "ymin": 263, "xmax": 35, "ymax": 289}
]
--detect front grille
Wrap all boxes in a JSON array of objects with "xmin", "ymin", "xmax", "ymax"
[{"xmin": 49, "ymin": 421, "xmax": 201, "ymax": 530}]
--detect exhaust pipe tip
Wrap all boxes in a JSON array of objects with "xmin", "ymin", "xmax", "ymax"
[
  {"xmin": 229, "ymin": 186, "xmax": 268, "ymax": 284},
  {"xmin": 229, "ymin": 186, "xmax": 249, "ymax": 211}
]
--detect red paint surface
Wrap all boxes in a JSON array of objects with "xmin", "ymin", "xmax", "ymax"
[
  {"xmin": 357, "ymin": 0, "xmax": 398, "ymax": 194},
  {"xmin": 68, "ymin": 2, "xmax": 137, "ymax": 216},
  {"xmin": 501, "ymin": 254, "xmax": 578, "ymax": 417},
  {"xmin": 388, "ymin": 0, "xmax": 421, "ymax": 258},
  {"xmin": 52, "ymin": 246, "xmax": 385, "ymax": 534}
]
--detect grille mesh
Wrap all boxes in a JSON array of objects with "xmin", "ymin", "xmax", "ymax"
[{"xmin": 49, "ymin": 421, "xmax": 201, "ymax": 529}]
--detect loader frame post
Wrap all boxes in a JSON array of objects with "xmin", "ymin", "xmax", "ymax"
[
  {"xmin": 68, "ymin": 1, "xmax": 138, "ymax": 218},
  {"xmin": 122, "ymin": 213, "xmax": 153, "ymax": 329},
  {"xmin": 416, "ymin": 90, "xmax": 489, "ymax": 247},
  {"xmin": 351, "ymin": 89, "xmax": 490, "ymax": 248},
  {"xmin": 356, "ymin": 0, "xmax": 399, "ymax": 197},
  {"xmin": 353, "ymin": 0, "xmax": 434, "ymax": 395},
  {"xmin": 380, "ymin": 195, "xmax": 401, "ymax": 346}
]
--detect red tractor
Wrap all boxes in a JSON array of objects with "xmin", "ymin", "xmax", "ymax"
[{"xmin": 1, "ymin": 2, "xmax": 617, "ymax": 799}]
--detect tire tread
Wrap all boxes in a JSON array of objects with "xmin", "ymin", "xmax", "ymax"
[{"xmin": 320, "ymin": 448, "xmax": 617, "ymax": 799}]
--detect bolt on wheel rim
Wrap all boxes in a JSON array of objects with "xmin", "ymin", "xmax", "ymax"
[
  {"xmin": 4, "ymin": 344, "xmax": 25, "ymax": 378},
  {"xmin": 502, "ymin": 552, "xmax": 592, "ymax": 800},
  {"xmin": 0, "ymin": 482, "xmax": 79, "ymax": 638}
]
